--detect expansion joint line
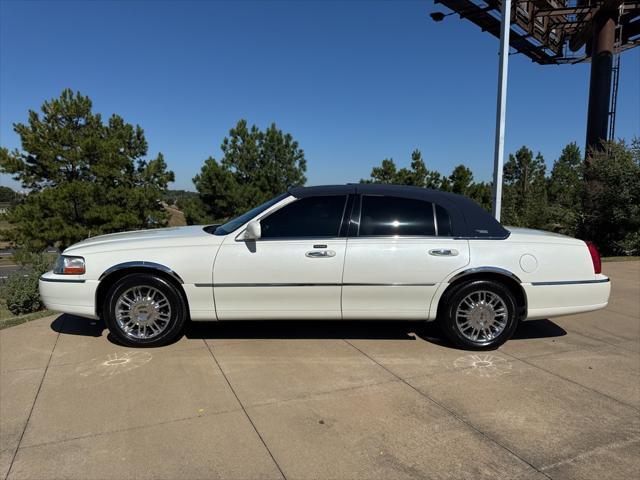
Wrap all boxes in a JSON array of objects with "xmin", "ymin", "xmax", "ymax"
[
  {"xmin": 202, "ymin": 340, "xmax": 288, "ymax": 480},
  {"xmin": 342, "ymin": 339, "xmax": 553, "ymax": 480},
  {"xmin": 6, "ymin": 317, "xmax": 65, "ymax": 480}
]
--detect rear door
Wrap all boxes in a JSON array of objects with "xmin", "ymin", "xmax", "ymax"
[{"xmin": 342, "ymin": 194, "xmax": 469, "ymax": 319}]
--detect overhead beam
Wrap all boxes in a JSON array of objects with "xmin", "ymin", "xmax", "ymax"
[
  {"xmin": 536, "ymin": 6, "xmax": 595, "ymax": 17},
  {"xmin": 623, "ymin": 18, "xmax": 640, "ymax": 42},
  {"xmin": 436, "ymin": 0, "xmax": 558, "ymax": 63}
]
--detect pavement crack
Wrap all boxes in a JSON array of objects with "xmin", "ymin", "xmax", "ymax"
[
  {"xmin": 499, "ymin": 350, "xmax": 640, "ymax": 412},
  {"xmin": 342, "ymin": 339, "xmax": 553, "ymax": 480},
  {"xmin": 5, "ymin": 316, "xmax": 65, "ymax": 480},
  {"xmin": 14, "ymin": 406, "xmax": 244, "ymax": 451},
  {"xmin": 202, "ymin": 339, "xmax": 288, "ymax": 480},
  {"xmin": 539, "ymin": 436, "xmax": 640, "ymax": 472}
]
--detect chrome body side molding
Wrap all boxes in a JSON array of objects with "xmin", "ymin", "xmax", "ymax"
[
  {"xmin": 531, "ymin": 278, "xmax": 610, "ymax": 286},
  {"xmin": 194, "ymin": 282, "xmax": 437, "ymax": 288},
  {"xmin": 98, "ymin": 261, "xmax": 184, "ymax": 284},
  {"xmin": 448, "ymin": 267, "xmax": 522, "ymax": 284}
]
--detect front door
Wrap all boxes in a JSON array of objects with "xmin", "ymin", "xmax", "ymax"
[
  {"xmin": 213, "ymin": 195, "xmax": 349, "ymax": 320},
  {"xmin": 342, "ymin": 195, "xmax": 470, "ymax": 319}
]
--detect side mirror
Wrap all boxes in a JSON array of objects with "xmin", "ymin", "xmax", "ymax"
[{"xmin": 243, "ymin": 220, "xmax": 261, "ymax": 240}]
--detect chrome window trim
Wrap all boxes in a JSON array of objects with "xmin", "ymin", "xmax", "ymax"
[
  {"xmin": 234, "ymin": 237, "xmax": 345, "ymax": 243},
  {"xmin": 350, "ymin": 235, "xmax": 456, "ymax": 240},
  {"xmin": 98, "ymin": 261, "xmax": 184, "ymax": 284},
  {"xmin": 432, "ymin": 203, "xmax": 439, "ymax": 237},
  {"xmin": 448, "ymin": 267, "xmax": 522, "ymax": 284}
]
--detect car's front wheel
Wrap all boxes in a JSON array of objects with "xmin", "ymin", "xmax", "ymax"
[
  {"xmin": 103, "ymin": 273, "xmax": 187, "ymax": 347},
  {"xmin": 439, "ymin": 279, "xmax": 518, "ymax": 350}
]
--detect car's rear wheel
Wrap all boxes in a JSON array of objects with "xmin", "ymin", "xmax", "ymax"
[
  {"xmin": 439, "ymin": 279, "xmax": 518, "ymax": 350},
  {"xmin": 104, "ymin": 273, "xmax": 187, "ymax": 347}
]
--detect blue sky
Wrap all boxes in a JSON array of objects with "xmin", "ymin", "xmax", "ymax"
[{"xmin": 1, "ymin": 0, "xmax": 638, "ymax": 192}]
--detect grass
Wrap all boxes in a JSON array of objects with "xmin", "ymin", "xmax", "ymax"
[{"xmin": 602, "ymin": 256, "xmax": 640, "ymax": 262}]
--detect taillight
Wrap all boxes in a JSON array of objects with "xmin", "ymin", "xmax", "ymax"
[{"xmin": 586, "ymin": 242, "xmax": 601, "ymax": 274}]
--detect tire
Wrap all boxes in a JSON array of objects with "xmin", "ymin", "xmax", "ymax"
[
  {"xmin": 103, "ymin": 273, "xmax": 187, "ymax": 347},
  {"xmin": 439, "ymin": 279, "xmax": 518, "ymax": 350}
]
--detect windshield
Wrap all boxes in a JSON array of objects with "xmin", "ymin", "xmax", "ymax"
[{"xmin": 212, "ymin": 193, "xmax": 289, "ymax": 236}]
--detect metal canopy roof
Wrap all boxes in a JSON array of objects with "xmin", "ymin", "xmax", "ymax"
[{"xmin": 434, "ymin": 0, "xmax": 640, "ymax": 64}]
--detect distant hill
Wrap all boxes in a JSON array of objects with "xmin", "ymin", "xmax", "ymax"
[
  {"xmin": 163, "ymin": 203, "xmax": 187, "ymax": 227},
  {"xmin": 164, "ymin": 189, "xmax": 198, "ymax": 207}
]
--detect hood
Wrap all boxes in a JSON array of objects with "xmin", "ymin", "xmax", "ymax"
[{"xmin": 64, "ymin": 225, "xmax": 220, "ymax": 254}]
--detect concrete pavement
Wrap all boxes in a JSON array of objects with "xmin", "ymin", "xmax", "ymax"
[{"xmin": 1, "ymin": 262, "xmax": 638, "ymax": 479}]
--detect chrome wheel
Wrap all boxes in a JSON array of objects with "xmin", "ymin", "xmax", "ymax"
[
  {"xmin": 115, "ymin": 286, "xmax": 172, "ymax": 340},
  {"xmin": 455, "ymin": 290, "xmax": 508, "ymax": 343}
]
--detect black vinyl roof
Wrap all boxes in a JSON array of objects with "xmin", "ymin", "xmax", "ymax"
[{"xmin": 288, "ymin": 184, "xmax": 509, "ymax": 239}]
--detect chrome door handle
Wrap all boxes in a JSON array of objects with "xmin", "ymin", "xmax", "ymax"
[
  {"xmin": 306, "ymin": 250, "xmax": 336, "ymax": 258},
  {"xmin": 429, "ymin": 248, "xmax": 458, "ymax": 257}
]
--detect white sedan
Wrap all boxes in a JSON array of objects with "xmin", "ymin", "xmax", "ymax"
[{"xmin": 39, "ymin": 185, "xmax": 610, "ymax": 349}]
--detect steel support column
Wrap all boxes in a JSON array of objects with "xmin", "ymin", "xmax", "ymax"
[{"xmin": 585, "ymin": 11, "xmax": 616, "ymax": 154}]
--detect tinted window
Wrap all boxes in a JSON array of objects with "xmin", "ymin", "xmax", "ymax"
[
  {"xmin": 261, "ymin": 196, "xmax": 347, "ymax": 238},
  {"xmin": 359, "ymin": 196, "xmax": 435, "ymax": 236},
  {"xmin": 213, "ymin": 193, "xmax": 288, "ymax": 235},
  {"xmin": 435, "ymin": 204, "xmax": 453, "ymax": 236}
]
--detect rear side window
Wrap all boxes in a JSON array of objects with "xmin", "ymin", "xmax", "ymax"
[
  {"xmin": 261, "ymin": 195, "xmax": 347, "ymax": 238},
  {"xmin": 359, "ymin": 195, "xmax": 436, "ymax": 236}
]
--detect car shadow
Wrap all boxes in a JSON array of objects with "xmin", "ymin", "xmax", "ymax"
[
  {"xmin": 51, "ymin": 314, "xmax": 566, "ymax": 350},
  {"xmin": 510, "ymin": 319, "xmax": 568, "ymax": 341}
]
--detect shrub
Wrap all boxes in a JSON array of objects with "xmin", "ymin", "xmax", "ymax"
[
  {"xmin": 1, "ymin": 272, "xmax": 43, "ymax": 316},
  {"xmin": 0, "ymin": 250, "xmax": 55, "ymax": 317}
]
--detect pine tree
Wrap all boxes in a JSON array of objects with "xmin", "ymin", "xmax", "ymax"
[
  {"xmin": 501, "ymin": 146, "xmax": 548, "ymax": 228},
  {"xmin": 190, "ymin": 120, "xmax": 306, "ymax": 223},
  {"xmin": 547, "ymin": 142, "xmax": 583, "ymax": 235},
  {"xmin": 362, "ymin": 149, "xmax": 444, "ymax": 189},
  {"xmin": 0, "ymin": 89, "xmax": 174, "ymax": 250},
  {"xmin": 582, "ymin": 139, "xmax": 640, "ymax": 255}
]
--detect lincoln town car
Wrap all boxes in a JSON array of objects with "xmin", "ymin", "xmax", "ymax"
[{"xmin": 39, "ymin": 185, "xmax": 611, "ymax": 349}]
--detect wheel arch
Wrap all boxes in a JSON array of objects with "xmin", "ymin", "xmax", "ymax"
[
  {"xmin": 439, "ymin": 268, "xmax": 528, "ymax": 321},
  {"xmin": 95, "ymin": 262, "xmax": 189, "ymax": 318}
]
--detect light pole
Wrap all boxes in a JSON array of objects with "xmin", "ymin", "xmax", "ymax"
[
  {"xmin": 430, "ymin": 2, "xmax": 512, "ymax": 221},
  {"xmin": 491, "ymin": 0, "xmax": 511, "ymax": 222}
]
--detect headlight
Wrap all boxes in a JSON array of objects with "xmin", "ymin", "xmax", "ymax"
[{"xmin": 53, "ymin": 255, "xmax": 86, "ymax": 275}]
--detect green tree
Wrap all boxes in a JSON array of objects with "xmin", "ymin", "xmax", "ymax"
[
  {"xmin": 189, "ymin": 120, "xmax": 306, "ymax": 224},
  {"xmin": 582, "ymin": 139, "xmax": 640, "ymax": 255},
  {"xmin": 0, "ymin": 186, "xmax": 20, "ymax": 204},
  {"xmin": 0, "ymin": 89, "xmax": 174, "ymax": 250},
  {"xmin": 362, "ymin": 149, "xmax": 444, "ymax": 188},
  {"xmin": 467, "ymin": 181, "xmax": 493, "ymax": 212},
  {"xmin": 501, "ymin": 146, "xmax": 548, "ymax": 228},
  {"xmin": 547, "ymin": 142, "xmax": 583, "ymax": 236},
  {"xmin": 448, "ymin": 165, "xmax": 474, "ymax": 196}
]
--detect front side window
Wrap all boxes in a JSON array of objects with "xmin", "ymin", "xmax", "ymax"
[
  {"xmin": 261, "ymin": 195, "xmax": 347, "ymax": 238},
  {"xmin": 213, "ymin": 193, "xmax": 288, "ymax": 236},
  {"xmin": 359, "ymin": 195, "xmax": 436, "ymax": 236}
]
